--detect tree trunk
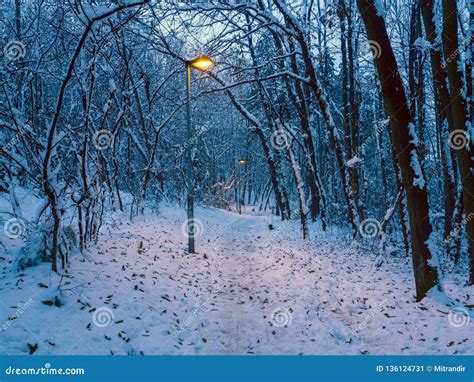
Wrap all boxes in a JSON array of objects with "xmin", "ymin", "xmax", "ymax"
[
  {"xmin": 442, "ymin": 0, "xmax": 474, "ymax": 284},
  {"xmin": 285, "ymin": 38, "xmax": 327, "ymax": 228},
  {"xmin": 273, "ymin": 0, "xmax": 360, "ymax": 235},
  {"xmin": 420, "ymin": 0, "xmax": 457, "ymax": 242},
  {"xmin": 347, "ymin": 1, "xmax": 361, "ymax": 218},
  {"xmin": 213, "ymin": 73, "xmax": 289, "ymax": 220},
  {"xmin": 357, "ymin": 0, "xmax": 439, "ymax": 300}
]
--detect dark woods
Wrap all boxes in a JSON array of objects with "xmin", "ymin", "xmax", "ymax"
[{"xmin": 0, "ymin": 0, "xmax": 472, "ymax": 301}]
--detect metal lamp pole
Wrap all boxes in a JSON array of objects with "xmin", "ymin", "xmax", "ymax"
[
  {"xmin": 185, "ymin": 62, "xmax": 195, "ymax": 253},
  {"xmin": 237, "ymin": 159, "xmax": 246, "ymax": 215},
  {"xmin": 184, "ymin": 56, "xmax": 213, "ymax": 254}
]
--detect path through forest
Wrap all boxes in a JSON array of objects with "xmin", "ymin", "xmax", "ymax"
[{"xmin": 0, "ymin": 206, "xmax": 472, "ymax": 355}]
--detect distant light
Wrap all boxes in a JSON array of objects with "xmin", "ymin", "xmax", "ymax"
[
  {"xmin": 189, "ymin": 57, "xmax": 214, "ymax": 71},
  {"xmin": 237, "ymin": 159, "xmax": 246, "ymax": 165}
]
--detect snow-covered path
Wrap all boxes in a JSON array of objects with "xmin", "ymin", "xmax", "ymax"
[{"xmin": 1, "ymin": 206, "xmax": 473, "ymax": 355}]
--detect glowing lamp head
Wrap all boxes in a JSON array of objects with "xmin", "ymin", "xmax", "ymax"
[
  {"xmin": 189, "ymin": 56, "xmax": 214, "ymax": 71},
  {"xmin": 237, "ymin": 159, "xmax": 246, "ymax": 165}
]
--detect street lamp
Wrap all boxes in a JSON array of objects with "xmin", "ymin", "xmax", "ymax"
[
  {"xmin": 237, "ymin": 159, "xmax": 246, "ymax": 215},
  {"xmin": 185, "ymin": 56, "xmax": 214, "ymax": 254},
  {"xmin": 189, "ymin": 57, "xmax": 214, "ymax": 71}
]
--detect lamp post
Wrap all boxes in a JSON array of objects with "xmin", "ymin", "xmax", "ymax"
[
  {"xmin": 185, "ymin": 56, "xmax": 214, "ymax": 253},
  {"xmin": 237, "ymin": 159, "xmax": 246, "ymax": 215}
]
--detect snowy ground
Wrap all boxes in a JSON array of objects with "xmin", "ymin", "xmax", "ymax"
[{"xmin": 1, "ymin": 200, "xmax": 473, "ymax": 355}]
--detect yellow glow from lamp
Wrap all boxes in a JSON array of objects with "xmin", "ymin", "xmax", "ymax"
[{"xmin": 190, "ymin": 57, "xmax": 214, "ymax": 71}]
